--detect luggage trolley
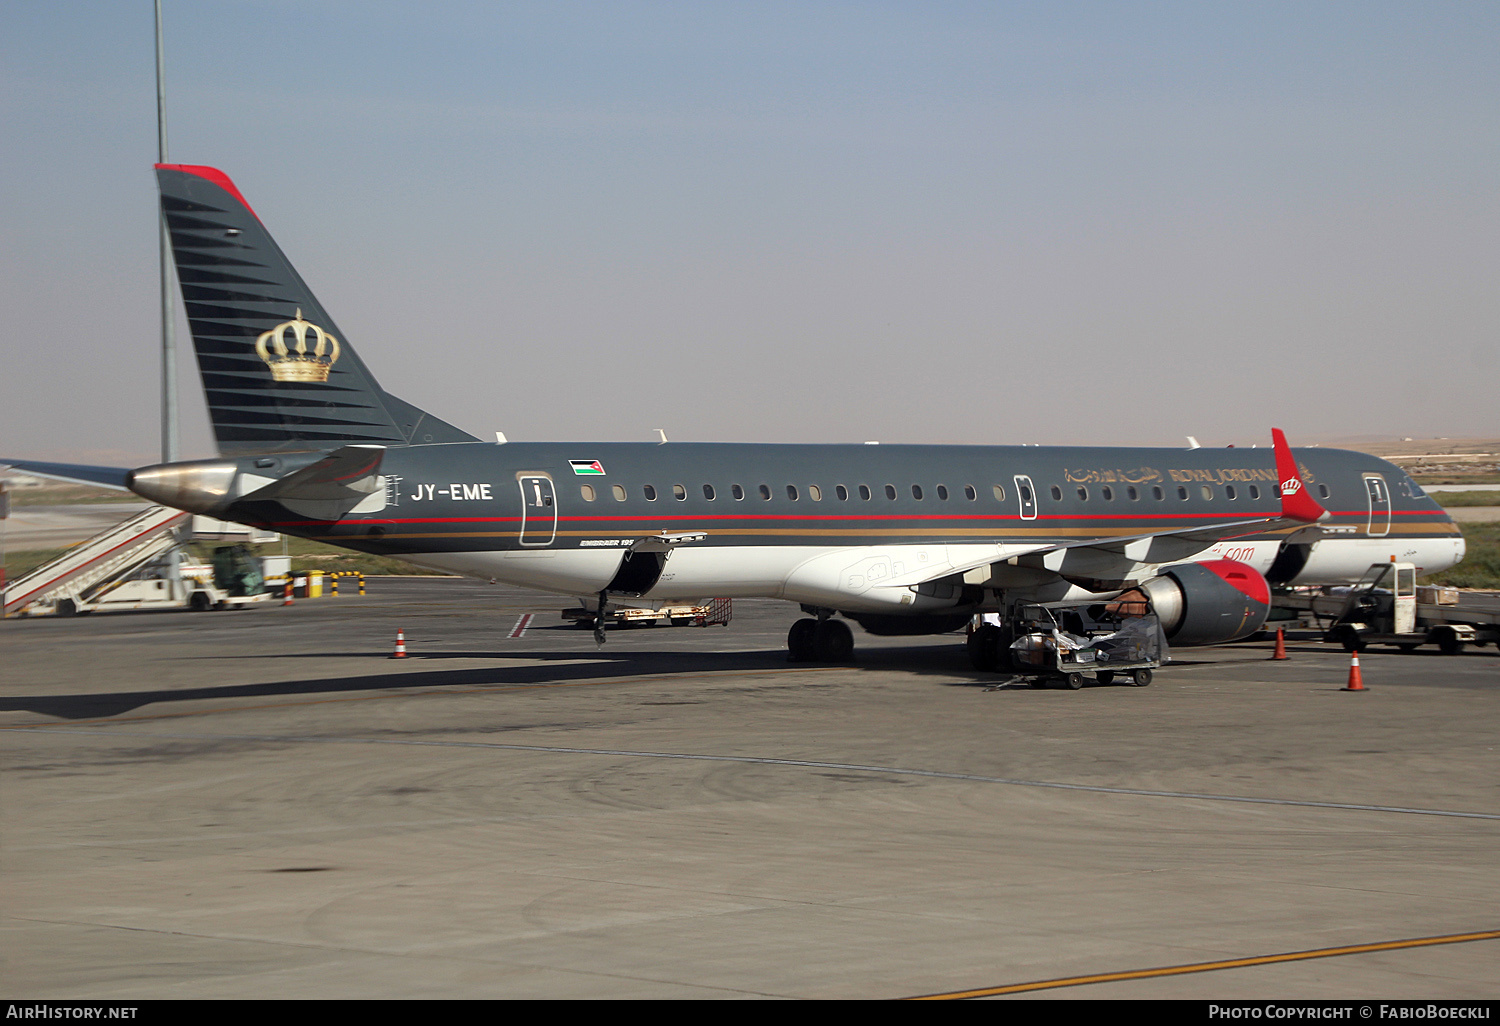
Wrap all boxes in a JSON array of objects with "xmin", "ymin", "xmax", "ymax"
[{"xmin": 1006, "ymin": 603, "xmax": 1168, "ymax": 690}]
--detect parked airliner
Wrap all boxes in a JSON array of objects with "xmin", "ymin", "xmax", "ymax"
[{"xmin": 5, "ymin": 165, "xmax": 1465, "ymax": 663}]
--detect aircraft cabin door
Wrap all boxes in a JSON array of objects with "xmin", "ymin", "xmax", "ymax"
[
  {"xmin": 1014, "ymin": 475, "xmax": 1037, "ymax": 521},
  {"xmin": 1363, "ymin": 474, "xmax": 1391, "ymax": 537},
  {"xmin": 517, "ymin": 473, "xmax": 557, "ymax": 547}
]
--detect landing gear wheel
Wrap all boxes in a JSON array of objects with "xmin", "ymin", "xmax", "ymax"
[
  {"xmin": 1131, "ymin": 668, "xmax": 1153, "ymax": 687},
  {"xmin": 1095, "ymin": 671, "xmax": 1115, "ymax": 685},
  {"xmin": 1061, "ymin": 672, "xmax": 1084, "ymax": 690},
  {"xmin": 787, "ymin": 618, "xmax": 818, "ymax": 662},
  {"xmin": 813, "ymin": 619, "xmax": 855, "ymax": 662}
]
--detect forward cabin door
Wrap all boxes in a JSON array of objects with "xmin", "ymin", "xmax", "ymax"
[
  {"xmin": 1363, "ymin": 474, "xmax": 1391, "ymax": 537},
  {"xmin": 518, "ymin": 473, "xmax": 557, "ymax": 547},
  {"xmin": 1014, "ymin": 476, "xmax": 1038, "ymax": 521}
]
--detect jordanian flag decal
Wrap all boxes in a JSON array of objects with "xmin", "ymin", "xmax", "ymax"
[{"xmin": 569, "ymin": 460, "xmax": 606, "ymax": 475}]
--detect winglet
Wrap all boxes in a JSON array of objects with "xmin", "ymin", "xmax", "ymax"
[{"xmin": 1271, "ymin": 429, "xmax": 1327, "ymax": 522}]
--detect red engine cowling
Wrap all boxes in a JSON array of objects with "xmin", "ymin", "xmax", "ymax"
[{"xmin": 1139, "ymin": 559, "xmax": 1271, "ymax": 646}]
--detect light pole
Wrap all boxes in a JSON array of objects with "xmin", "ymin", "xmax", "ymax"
[{"xmin": 156, "ymin": 0, "xmax": 177, "ymax": 465}]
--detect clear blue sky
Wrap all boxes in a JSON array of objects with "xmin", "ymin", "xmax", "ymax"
[{"xmin": 3, "ymin": 1, "xmax": 1496, "ymax": 463}]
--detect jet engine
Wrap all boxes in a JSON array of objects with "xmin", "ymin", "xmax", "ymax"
[{"xmin": 1137, "ymin": 559, "xmax": 1271, "ymax": 646}]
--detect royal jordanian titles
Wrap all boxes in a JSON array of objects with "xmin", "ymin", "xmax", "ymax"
[{"xmin": 6, "ymin": 166, "xmax": 1465, "ymax": 663}]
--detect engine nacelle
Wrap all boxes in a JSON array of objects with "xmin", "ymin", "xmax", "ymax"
[{"xmin": 1139, "ymin": 559, "xmax": 1270, "ymax": 646}]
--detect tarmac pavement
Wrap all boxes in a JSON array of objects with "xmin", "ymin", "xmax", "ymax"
[{"xmin": 2, "ymin": 577, "xmax": 1497, "ymax": 999}]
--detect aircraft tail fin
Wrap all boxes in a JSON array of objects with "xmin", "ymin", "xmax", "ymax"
[{"xmin": 155, "ymin": 164, "xmax": 478, "ymax": 456}]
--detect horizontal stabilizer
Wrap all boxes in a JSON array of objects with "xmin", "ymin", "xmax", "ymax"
[
  {"xmin": 0, "ymin": 459, "xmax": 132, "ymax": 490},
  {"xmin": 239, "ymin": 445, "xmax": 385, "ymax": 505}
]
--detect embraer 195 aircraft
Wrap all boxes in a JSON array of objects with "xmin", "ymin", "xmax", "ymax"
[{"xmin": 8, "ymin": 166, "xmax": 1466, "ymax": 663}]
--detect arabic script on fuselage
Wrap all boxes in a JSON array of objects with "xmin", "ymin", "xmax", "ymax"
[{"xmin": 1061, "ymin": 466, "xmax": 1164, "ymax": 485}]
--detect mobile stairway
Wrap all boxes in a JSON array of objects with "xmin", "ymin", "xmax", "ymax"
[{"xmin": 3, "ymin": 505, "xmax": 193, "ymax": 616}]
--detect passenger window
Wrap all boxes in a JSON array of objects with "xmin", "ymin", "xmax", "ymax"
[
  {"xmin": 1318, "ymin": 484, "xmax": 1330, "ymax": 499},
  {"xmin": 808, "ymin": 484, "xmax": 822, "ymax": 501},
  {"xmin": 991, "ymin": 484, "xmax": 1004, "ymax": 502},
  {"xmin": 1200, "ymin": 485, "xmax": 1213, "ymax": 501},
  {"xmin": 703, "ymin": 484, "xmax": 715, "ymax": 500},
  {"xmin": 732, "ymin": 484, "xmax": 744, "ymax": 500},
  {"xmin": 884, "ymin": 484, "xmax": 897, "ymax": 500},
  {"xmin": 1076, "ymin": 486, "xmax": 1088, "ymax": 501},
  {"xmin": 836, "ymin": 485, "xmax": 849, "ymax": 500},
  {"xmin": 911, "ymin": 485, "xmax": 923, "ymax": 500},
  {"xmin": 967, "ymin": 485, "xmax": 978, "ymax": 501},
  {"xmin": 1248, "ymin": 485, "xmax": 1260, "ymax": 499},
  {"xmin": 786, "ymin": 485, "xmax": 799, "ymax": 501},
  {"xmin": 859, "ymin": 485, "xmax": 871, "ymax": 500},
  {"xmin": 936, "ymin": 484, "xmax": 948, "ymax": 500},
  {"xmin": 580, "ymin": 485, "xmax": 596, "ymax": 501},
  {"xmin": 1050, "ymin": 486, "xmax": 1062, "ymax": 501},
  {"xmin": 1225, "ymin": 485, "xmax": 1236, "ymax": 500},
  {"xmin": 1127, "ymin": 486, "xmax": 1138, "ymax": 501},
  {"xmin": 673, "ymin": 484, "xmax": 686, "ymax": 500},
  {"xmin": 1152, "ymin": 486, "xmax": 1163, "ymax": 500},
  {"xmin": 1177, "ymin": 486, "xmax": 1189, "ymax": 500},
  {"xmin": 1101, "ymin": 486, "xmax": 1113, "ymax": 501},
  {"xmin": 759, "ymin": 484, "xmax": 771, "ymax": 500},
  {"xmin": 644, "ymin": 485, "xmax": 657, "ymax": 501},
  {"xmin": 612, "ymin": 484, "xmax": 627, "ymax": 501}
]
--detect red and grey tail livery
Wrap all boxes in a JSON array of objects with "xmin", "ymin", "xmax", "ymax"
[
  {"xmin": 155, "ymin": 164, "xmax": 476, "ymax": 457},
  {"xmin": 1271, "ymin": 427, "xmax": 1328, "ymax": 522}
]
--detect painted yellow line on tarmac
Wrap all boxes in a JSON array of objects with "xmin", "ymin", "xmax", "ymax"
[
  {"xmin": 906, "ymin": 929, "xmax": 1500, "ymax": 999},
  {"xmin": 0, "ymin": 665, "xmax": 842, "ymax": 730}
]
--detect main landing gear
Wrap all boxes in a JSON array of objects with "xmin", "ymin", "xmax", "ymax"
[{"xmin": 787, "ymin": 617, "xmax": 854, "ymax": 663}]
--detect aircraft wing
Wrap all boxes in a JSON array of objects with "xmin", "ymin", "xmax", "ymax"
[
  {"xmin": 875, "ymin": 428, "xmax": 1329, "ymax": 588},
  {"xmin": 0, "ymin": 459, "xmax": 133, "ymax": 490}
]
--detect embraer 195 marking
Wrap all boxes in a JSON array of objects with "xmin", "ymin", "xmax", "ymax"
[{"xmin": 4, "ymin": 165, "xmax": 1465, "ymax": 663}]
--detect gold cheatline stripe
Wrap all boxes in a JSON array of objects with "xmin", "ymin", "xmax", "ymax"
[{"xmin": 906, "ymin": 928, "xmax": 1500, "ymax": 999}]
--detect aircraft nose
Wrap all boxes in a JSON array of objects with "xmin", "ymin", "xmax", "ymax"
[{"xmin": 128, "ymin": 460, "xmax": 238, "ymax": 514}]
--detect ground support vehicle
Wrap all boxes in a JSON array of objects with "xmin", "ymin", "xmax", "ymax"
[
  {"xmin": 986, "ymin": 604, "xmax": 1167, "ymax": 689},
  {"xmin": 562, "ymin": 599, "xmax": 732, "ymax": 630},
  {"xmin": 1272, "ymin": 562, "xmax": 1499, "ymax": 654}
]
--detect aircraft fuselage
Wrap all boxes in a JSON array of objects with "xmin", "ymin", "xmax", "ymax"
[{"xmin": 187, "ymin": 440, "xmax": 1461, "ymax": 611}]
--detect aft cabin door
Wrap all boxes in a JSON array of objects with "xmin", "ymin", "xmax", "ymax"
[
  {"xmin": 518, "ymin": 474, "xmax": 557, "ymax": 547},
  {"xmin": 1363, "ymin": 474, "xmax": 1391, "ymax": 537}
]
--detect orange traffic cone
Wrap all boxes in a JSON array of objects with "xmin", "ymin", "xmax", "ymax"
[
  {"xmin": 1271, "ymin": 627, "xmax": 1288, "ymax": 661},
  {"xmin": 391, "ymin": 628, "xmax": 409, "ymax": 659},
  {"xmin": 1341, "ymin": 651, "xmax": 1366, "ymax": 691}
]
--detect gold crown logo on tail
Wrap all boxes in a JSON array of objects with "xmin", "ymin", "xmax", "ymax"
[{"xmin": 255, "ymin": 309, "xmax": 341, "ymax": 382}]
